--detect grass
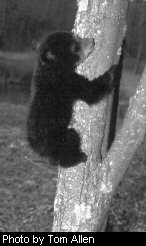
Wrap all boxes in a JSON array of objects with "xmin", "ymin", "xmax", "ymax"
[{"xmin": 0, "ymin": 103, "xmax": 57, "ymax": 232}]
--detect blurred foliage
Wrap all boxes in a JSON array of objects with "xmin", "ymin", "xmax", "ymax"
[
  {"xmin": 0, "ymin": 0, "xmax": 76, "ymax": 51},
  {"xmin": 126, "ymin": 0, "xmax": 146, "ymax": 60},
  {"xmin": 0, "ymin": 0, "xmax": 145, "ymax": 61}
]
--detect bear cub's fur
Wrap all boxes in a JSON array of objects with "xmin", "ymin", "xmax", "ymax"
[{"xmin": 27, "ymin": 31, "xmax": 114, "ymax": 167}]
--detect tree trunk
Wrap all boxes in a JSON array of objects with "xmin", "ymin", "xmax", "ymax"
[{"xmin": 52, "ymin": 0, "xmax": 129, "ymax": 232}]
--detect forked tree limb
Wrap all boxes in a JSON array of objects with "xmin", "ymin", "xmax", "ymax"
[
  {"xmin": 103, "ymin": 66, "xmax": 146, "ymax": 193},
  {"xmin": 95, "ymin": 65, "xmax": 146, "ymax": 230}
]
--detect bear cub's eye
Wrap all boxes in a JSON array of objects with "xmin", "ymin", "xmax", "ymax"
[{"xmin": 71, "ymin": 43, "xmax": 80, "ymax": 53}]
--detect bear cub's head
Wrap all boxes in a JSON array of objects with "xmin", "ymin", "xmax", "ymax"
[{"xmin": 38, "ymin": 31, "xmax": 95, "ymax": 69}]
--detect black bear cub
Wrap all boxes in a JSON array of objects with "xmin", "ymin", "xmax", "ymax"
[{"xmin": 27, "ymin": 31, "xmax": 114, "ymax": 168}]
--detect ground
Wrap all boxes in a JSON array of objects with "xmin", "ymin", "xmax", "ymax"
[
  {"xmin": 0, "ymin": 104, "xmax": 57, "ymax": 231},
  {"xmin": 0, "ymin": 66, "xmax": 146, "ymax": 232}
]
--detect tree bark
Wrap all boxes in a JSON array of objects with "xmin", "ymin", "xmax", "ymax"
[{"xmin": 52, "ymin": 0, "xmax": 129, "ymax": 232}]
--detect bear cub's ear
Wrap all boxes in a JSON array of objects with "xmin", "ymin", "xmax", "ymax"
[{"xmin": 46, "ymin": 51, "xmax": 56, "ymax": 61}]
